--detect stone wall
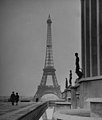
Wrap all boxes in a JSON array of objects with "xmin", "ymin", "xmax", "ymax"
[
  {"xmin": 71, "ymin": 86, "xmax": 77, "ymax": 109},
  {"xmin": 79, "ymin": 77, "xmax": 102, "ymax": 108}
]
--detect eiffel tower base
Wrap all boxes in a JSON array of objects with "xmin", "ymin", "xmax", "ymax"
[{"xmin": 33, "ymin": 85, "xmax": 61, "ymax": 102}]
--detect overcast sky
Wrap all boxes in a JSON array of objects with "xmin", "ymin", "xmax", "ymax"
[{"xmin": 0, "ymin": 0, "xmax": 81, "ymax": 96}]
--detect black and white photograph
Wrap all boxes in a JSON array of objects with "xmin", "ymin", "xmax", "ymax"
[{"xmin": 0, "ymin": 0, "xmax": 102, "ymax": 119}]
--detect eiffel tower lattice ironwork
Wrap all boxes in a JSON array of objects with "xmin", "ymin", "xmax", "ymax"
[{"xmin": 33, "ymin": 15, "xmax": 61, "ymax": 102}]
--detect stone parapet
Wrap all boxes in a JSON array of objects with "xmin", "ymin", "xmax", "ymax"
[
  {"xmin": 53, "ymin": 109, "xmax": 102, "ymax": 120},
  {"xmin": 72, "ymin": 76, "xmax": 102, "ymax": 108},
  {"xmin": 0, "ymin": 102, "xmax": 49, "ymax": 120},
  {"xmin": 79, "ymin": 76, "xmax": 102, "ymax": 83}
]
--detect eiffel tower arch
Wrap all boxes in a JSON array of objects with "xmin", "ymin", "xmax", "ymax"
[{"xmin": 33, "ymin": 15, "xmax": 61, "ymax": 102}]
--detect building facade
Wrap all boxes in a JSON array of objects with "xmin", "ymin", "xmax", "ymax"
[
  {"xmin": 71, "ymin": 0, "xmax": 102, "ymax": 109},
  {"xmin": 81, "ymin": 0, "xmax": 102, "ymax": 77}
]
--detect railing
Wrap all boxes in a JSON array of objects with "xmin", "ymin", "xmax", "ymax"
[
  {"xmin": 17, "ymin": 101, "xmax": 49, "ymax": 120},
  {"xmin": 1, "ymin": 100, "xmax": 71, "ymax": 120}
]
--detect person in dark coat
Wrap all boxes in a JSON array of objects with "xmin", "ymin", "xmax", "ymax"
[
  {"xmin": 10, "ymin": 91, "xmax": 16, "ymax": 106},
  {"xmin": 15, "ymin": 92, "xmax": 19, "ymax": 105}
]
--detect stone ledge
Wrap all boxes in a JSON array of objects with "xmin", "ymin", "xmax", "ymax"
[
  {"xmin": 79, "ymin": 76, "xmax": 102, "ymax": 83},
  {"xmin": 0, "ymin": 102, "xmax": 48, "ymax": 120},
  {"xmin": 60, "ymin": 109, "xmax": 90, "ymax": 117},
  {"xmin": 53, "ymin": 110, "xmax": 102, "ymax": 120},
  {"xmin": 86, "ymin": 98, "xmax": 102, "ymax": 103},
  {"xmin": 0, "ymin": 102, "xmax": 38, "ymax": 120},
  {"xmin": 55, "ymin": 102, "xmax": 71, "ymax": 105},
  {"xmin": 18, "ymin": 102, "xmax": 48, "ymax": 120}
]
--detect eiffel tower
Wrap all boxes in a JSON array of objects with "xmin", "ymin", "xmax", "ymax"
[{"xmin": 33, "ymin": 15, "xmax": 61, "ymax": 102}]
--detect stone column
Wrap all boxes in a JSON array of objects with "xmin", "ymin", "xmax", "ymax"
[
  {"xmin": 89, "ymin": 0, "xmax": 92, "ymax": 77},
  {"xmin": 97, "ymin": 0, "xmax": 100, "ymax": 76},
  {"xmin": 84, "ymin": 0, "xmax": 87, "ymax": 77}
]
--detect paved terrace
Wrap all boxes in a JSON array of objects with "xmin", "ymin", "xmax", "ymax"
[{"xmin": 0, "ymin": 101, "xmax": 48, "ymax": 120}]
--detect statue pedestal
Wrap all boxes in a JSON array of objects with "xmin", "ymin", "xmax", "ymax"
[{"xmin": 87, "ymin": 98, "xmax": 102, "ymax": 118}]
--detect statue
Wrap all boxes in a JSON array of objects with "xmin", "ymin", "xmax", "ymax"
[
  {"xmin": 69, "ymin": 70, "xmax": 72, "ymax": 86},
  {"xmin": 65, "ymin": 78, "xmax": 68, "ymax": 89},
  {"xmin": 75, "ymin": 53, "xmax": 83, "ymax": 79}
]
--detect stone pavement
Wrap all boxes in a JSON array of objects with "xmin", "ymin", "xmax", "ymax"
[{"xmin": 0, "ymin": 102, "xmax": 37, "ymax": 120}]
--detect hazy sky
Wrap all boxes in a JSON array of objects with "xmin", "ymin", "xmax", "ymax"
[{"xmin": 0, "ymin": 0, "xmax": 81, "ymax": 96}]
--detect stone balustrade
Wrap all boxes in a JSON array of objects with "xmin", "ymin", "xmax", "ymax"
[
  {"xmin": 0, "ymin": 101, "xmax": 49, "ymax": 120},
  {"xmin": 18, "ymin": 101, "xmax": 49, "ymax": 120},
  {"xmin": 54, "ymin": 102, "xmax": 71, "ymax": 113}
]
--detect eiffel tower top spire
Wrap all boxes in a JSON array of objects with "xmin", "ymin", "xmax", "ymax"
[
  {"xmin": 47, "ymin": 14, "xmax": 52, "ymax": 24},
  {"xmin": 44, "ymin": 15, "xmax": 54, "ymax": 68}
]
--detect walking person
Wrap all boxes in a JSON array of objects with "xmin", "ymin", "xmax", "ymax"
[
  {"xmin": 15, "ymin": 92, "xmax": 19, "ymax": 105},
  {"xmin": 10, "ymin": 91, "xmax": 16, "ymax": 106}
]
